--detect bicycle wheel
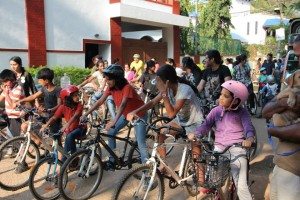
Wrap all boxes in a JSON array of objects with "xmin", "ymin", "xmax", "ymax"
[
  {"xmin": 0, "ymin": 136, "xmax": 40, "ymax": 191},
  {"xmin": 256, "ymin": 92, "xmax": 262, "ymax": 107},
  {"xmin": 183, "ymin": 152, "xmax": 201, "ymax": 197},
  {"xmin": 29, "ymin": 157, "xmax": 63, "ymax": 200},
  {"xmin": 113, "ymin": 164, "xmax": 164, "ymax": 200},
  {"xmin": 85, "ymin": 113, "xmax": 93, "ymax": 137},
  {"xmin": 58, "ymin": 149, "xmax": 103, "ymax": 200},
  {"xmin": 249, "ymin": 130, "xmax": 257, "ymax": 161},
  {"xmin": 145, "ymin": 117, "xmax": 175, "ymax": 156},
  {"xmin": 127, "ymin": 141, "xmax": 142, "ymax": 169},
  {"xmin": 252, "ymin": 94, "xmax": 258, "ymax": 115}
]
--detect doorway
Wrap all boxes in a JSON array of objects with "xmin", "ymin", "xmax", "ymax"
[{"xmin": 85, "ymin": 43, "xmax": 100, "ymax": 68}]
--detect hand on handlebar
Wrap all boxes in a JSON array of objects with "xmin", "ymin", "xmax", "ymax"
[
  {"xmin": 188, "ymin": 133, "xmax": 196, "ymax": 140},
  {"xmin": 242, "ymin": 137, "xmax": 254, "ymax": 148},
  {"xmin": 126, "ymin": 111, "xmax": 138, "ymax": 122},
  {"xmin": 105, "ymin": 122, "xmax": 115, "ymax": 131},
  {"xmin": 79, "ymin": 115, "xmax": 87, "ymax": 124}
]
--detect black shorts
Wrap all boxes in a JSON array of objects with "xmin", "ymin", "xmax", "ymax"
[{"xmin": 7, "ymin": 118, "xmax": 22, "ymax": 137}]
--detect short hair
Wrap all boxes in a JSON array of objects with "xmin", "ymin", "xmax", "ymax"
[
  {"xmin": 206, "ymin": 50, "xmax": 221, "ymax": 64},
  {"xmin": 145, "ymin": 60, "xmax": 155, "ymax": 73},
  {"xmin": 0, "ymin": 69, "xmax": 17, "ymax": 82},
  {"xmin": 37, "ymin": 68, "xmax": 54, "ymax": 81},
  {"xmin": 267, "ymin": 53, "xmax": 273, "ymax": 58}
]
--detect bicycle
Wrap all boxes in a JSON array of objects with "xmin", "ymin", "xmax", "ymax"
[
  {"xmin": 28, "ymin": 130, "xmax": 65, "ymax": 200},
  {"xmin": 244, "ymin": 91, "xmax": 258, "ymax": 115},
  {"xmin": 58, "ymin": 117, "xmax": 142, "ymax": 200},
  {"xmin": 199, "ymin": 140, "xmax": 255, "ymax": 200},
  {"xmin": 142, "ymin": 89, "xmax": 165, "ymax": 124},
  {"xmin": 0, "ymin": 106, "xmax": 41, "ymax": 191},
  {"xmin": 0, "ymin": 113, "xmax": 9, "ymax": 144},
  {"xmin": 113, "ymin": 118, "xmax": 203, "ymax": 200},
  {"xmin": 0, "ymin": 105, "xmax": 88, "ymax": 191},
  {"xmin": 79, "ymin": 87, "xmax": 105, "ymax": 136}
]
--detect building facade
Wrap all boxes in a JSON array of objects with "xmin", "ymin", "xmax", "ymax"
[{"xmin": 0, "ymin": 0, "xmax": 189, "ymax": 70}]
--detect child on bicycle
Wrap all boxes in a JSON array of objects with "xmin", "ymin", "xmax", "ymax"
[
  {"xmin": 258, "ymin": 67, "xmax": 268, "ymax": 90},
  {"xmin": 0, "ymin": 69, "xmax": 25, "ymax": 138},
  {"xmin": 16, "ymin": 68, "xmax": 62, "ymax": 141},
  {"xmin": 77, "ymin": 60, "xmax": 116, "ymax": 120},
  {"xmin": 40, "ymin": 85, "xmax": 86, "ymax": 161},
  {"xmin": 81, "ymin": 64, "xmax": 148, "ymax": 169},
  {"xmin": 260, "ymin": 75, "xmax": 278, "ymax": 108},
  {"xmin": 14, "ymin": 68, "xmax": 62, "ymax": 173},
  {"xmin": 188, "ymin": 80, "xmax": 255, "ymax": 199}
]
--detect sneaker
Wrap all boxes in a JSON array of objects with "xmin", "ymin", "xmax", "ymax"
[
  {"xmin": 251, "ymin": 108, "xmax": 256, "ymax": 115},
  {"xmin": 4, "ymin": 147, "xmax": 16, "ymax": 158},
  {"xmin": 102, "ymin": 160, "xmax": 115, "ymax": 171},
  {"xmin": 15, "ymin": 162, "xmax": 29, "ymax": 174}
]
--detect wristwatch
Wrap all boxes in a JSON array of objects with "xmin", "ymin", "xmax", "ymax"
[{"xmin": 161, "ymin": 92, "xmax": 167, "ymax": 98}]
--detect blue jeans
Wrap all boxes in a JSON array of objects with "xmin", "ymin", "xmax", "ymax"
[
  {"xmin": 107, "ymin": 114, "xmax": 148, "ymax": 163},
  {"xmin": 91, "ymin": 92, "xmax": 116, "ymax": 119},
  {"xmin": 63, "ymin": 127, "xmax": 86, "ymax": 162}
]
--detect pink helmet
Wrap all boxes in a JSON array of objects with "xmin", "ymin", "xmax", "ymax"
[{"xmin": 221, "ymin": 80, "xmax": 248, "ymax": 110}]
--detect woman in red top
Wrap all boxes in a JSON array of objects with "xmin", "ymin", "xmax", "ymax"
[
  {"xmin": 40, "ymin": 85, "xmax": 86, "ymax": 161},
  {"xmin": 82, "ymin": 64, "xmax": 148, "ymax": 168}
]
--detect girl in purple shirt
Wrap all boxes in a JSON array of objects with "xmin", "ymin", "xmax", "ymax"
[{"xmin": 189, "ymin": 80, "xmax": 255, "ymax": 200}]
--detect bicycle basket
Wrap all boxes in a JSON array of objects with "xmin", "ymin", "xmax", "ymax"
[{"xmin": 203, "ymin": 154, "xmax": 230, "ymax": 189}]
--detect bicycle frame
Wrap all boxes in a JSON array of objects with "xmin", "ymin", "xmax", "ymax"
[
  {"xmin": 141, "ymin": 139, "xmax": 194, "ymax": 197},
  {"xmin": 79, "ymin": 121, "xmax": 137, "ymax": 174}
]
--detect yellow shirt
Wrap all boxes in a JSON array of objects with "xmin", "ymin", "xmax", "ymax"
[{"xmin": 130, "ymin": 60, "xmax": 144, "ymax": 75}]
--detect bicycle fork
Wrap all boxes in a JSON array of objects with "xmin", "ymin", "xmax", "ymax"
[
  {"xmin": 78, "ymin": 145, "xmax": 96, "ymax": 178},
  {"xmin": 14, "ymin": 129, "xmax": 31, "ymax": 164}
]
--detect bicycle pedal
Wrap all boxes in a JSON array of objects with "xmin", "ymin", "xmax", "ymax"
[{"xmin": 169, "ymin": 178, "xmax": 178, "ymax": 189}]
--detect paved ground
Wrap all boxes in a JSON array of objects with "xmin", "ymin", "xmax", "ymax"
[{"xmin": 0, "ymin": 114, "xmax": 274, "ymax": 200}]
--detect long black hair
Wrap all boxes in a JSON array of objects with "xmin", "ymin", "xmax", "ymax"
[
  {"xmin": 10, "ymin": 56, "xmax": 25, "ymax": 73},
  {"xmin": 156, "ymin": 64, "xmax": 199, "ymax": 94},
  {"xmin": 64, "ymin": 92, "xmax": 79, "ymax": 108},
  {"xmin": 104, "ymin": 73, "xmax": 128, "ymax": 90}
]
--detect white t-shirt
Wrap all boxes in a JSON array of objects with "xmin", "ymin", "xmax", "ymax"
[
  {"xmin": 167, "ymin": 83, "xmax": 204, "ymax": 126},
  {"xmin": 92, "ymin": 71, "xmax": 105, "ymax": 91}
]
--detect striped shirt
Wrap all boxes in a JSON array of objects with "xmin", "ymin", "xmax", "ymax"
[{"xmin": 1, "ymin": 84, "xmax": 25, "ymax": 118}]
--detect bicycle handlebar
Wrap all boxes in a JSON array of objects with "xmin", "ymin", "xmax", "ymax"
[
  {"xmin": 131, "ymin": 117, "xmax": 183, "ymax": 136},
  {"xmin": 80, "ymin": 116, "xmax": 105, "ymax": 130},
  {"xmin": 16, "ymin": 105, "xmax": 44, "ymax": 116}
]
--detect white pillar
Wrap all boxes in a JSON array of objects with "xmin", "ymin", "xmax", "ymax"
[{"xmin": 162, "ymin": 26, "xmax": 174, "ymax": 58}]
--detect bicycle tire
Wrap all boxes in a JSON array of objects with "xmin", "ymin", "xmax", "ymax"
[
  {"xmin": 113, "ymin": 164, "xmax": 164, "ymax": 200},
  {"xmin": 252, "ymin": 94, "xmax": 258, "ymax": 115},
  {"xmin": 29, "ymin": 157, "xmax": 63, "ymax": 200},
  {"xmin": 127, "ymin": 141, "xmax": 142, "ymax": 169},
  {"xmin": 58, "ymin": 149, "xmax": 103, "ymax": 200},
  {"xmin": 183, "ymin": 152, "xmax": 201, "ymax": 197},
  {"xmin": 145, "ymin": 117, "xmax": 175, "ymax": 156},
  {"xmin": 0, "ymin": 136, "xmax": 40, "ymax": 191},
  {"xmin": 85, "ymin": 113, "xmax": 93, "ymax": 137},
  {"xmin": 249, "ymin": 130, "xmax": 258, "ymax": 161}
]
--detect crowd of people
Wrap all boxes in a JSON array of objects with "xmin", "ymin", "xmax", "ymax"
[{"xmin": 0, "ymin": 34, "xmax": 300, "ymax": 199}]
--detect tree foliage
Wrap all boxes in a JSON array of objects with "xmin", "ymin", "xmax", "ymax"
[
  {"xmin": 251, "ymin": 0, "xmax": 300, "ymax": 18},
  {"xmin": 200, "ymin": 0, "xmax": 234, "ymax": 39}
]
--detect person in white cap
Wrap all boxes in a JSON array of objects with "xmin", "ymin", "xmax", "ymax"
[{"xmin": 130, "ymin": 54, "xmax": 144, "ymax": 76}]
